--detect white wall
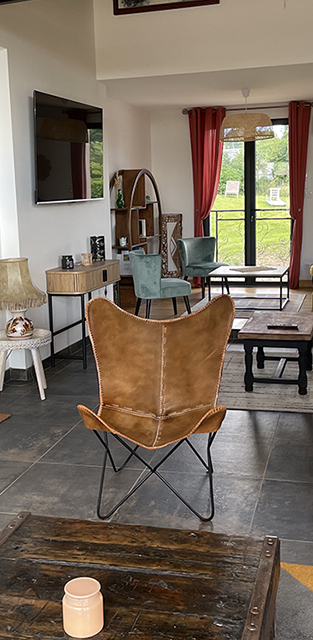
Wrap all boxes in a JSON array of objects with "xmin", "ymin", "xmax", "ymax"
[
  {"xmin": 150, "ymin": 109, "xmax": 193, "ymax": 237},
  {"xmin": 106, "ymin": 96, "xmax": 152, "ymax": 251},
  {"xmin": 0, "ymin": 0, "xmax": 111, "ymax": 369},
  {"xmin": 94, "ymin": 0, "xmax": 313, "ymax": 81},
  {"xmin": 106, "ymin": 97, "xmax": 151, "ymax": 176}
]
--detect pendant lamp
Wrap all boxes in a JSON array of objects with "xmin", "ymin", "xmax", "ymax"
[{"xmin": 220, "ymin": 89, "xmax": 274, "ymax": 143}]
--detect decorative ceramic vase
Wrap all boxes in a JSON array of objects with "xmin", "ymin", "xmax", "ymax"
[
  {"xmin": 6, "ymin": 310, "xmax": 34, "ymax": 339},
  {"xmin": 116, "ymin": 189, "xmax": 124, "ymax": 208},
  {"xmin": 62, "ymin": 577, "xmax": 104, "ymax": 638}
]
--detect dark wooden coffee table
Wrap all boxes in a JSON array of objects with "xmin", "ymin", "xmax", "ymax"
[
  {"xmin": 239, "ymin": 311, "xmax": 313, "ymax": 395},
  {"xmin": 0, "ymin": 512, "xmax": 279, "ymax": 639}
]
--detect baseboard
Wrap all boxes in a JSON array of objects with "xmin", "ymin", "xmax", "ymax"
[
  {"xmin": 5, "ymin": 337, "xmax": 90, "ymax": 382},
  {"xmin": 299, "ymin": 280, "xmax": 313, "ymax": 288}
]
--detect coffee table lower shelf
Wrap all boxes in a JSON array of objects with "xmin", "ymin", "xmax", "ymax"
[{"xmin": 0, "ymin": 512, "xmax": 280, "ymax": 639}]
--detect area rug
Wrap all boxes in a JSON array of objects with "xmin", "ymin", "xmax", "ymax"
[
  {"xmin": 192, "ymin": 292, "xmax": 306, "ymax": 318},
  {"xmin": 277, "ymin": 563, "xmax": 313, "ymax": 639},
  {"xmin": 218, "ymin": 345, "xmax": 313, "ymax": 413},
  {"xmin": 281, "ymin": 563, "xmax": 313, "ymax": 591},
  {"xmin": 0, "ymin": 414, "xmax": 10, "ymax": 423}
]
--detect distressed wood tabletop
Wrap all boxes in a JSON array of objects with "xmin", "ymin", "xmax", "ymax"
[{"xmin": 0, "ymin": 513, "xmax": 280, "ymax": 639}]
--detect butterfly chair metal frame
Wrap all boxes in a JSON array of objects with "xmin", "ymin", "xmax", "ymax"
[
  {"xmin": 78, "ymin": 295, "xmax": 234, "ymax": 523},
  {"xmin": 93, "ymin": 429, "xmax": 216, "ymax": 521}
]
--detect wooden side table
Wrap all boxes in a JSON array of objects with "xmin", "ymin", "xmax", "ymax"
[
  {"xmin": 0, "ymin": 329, "xmax": 52, "ymax": 400},
  {"xmin": 46, "ymin": 260, "xmax": 120, "ymax": 369}
]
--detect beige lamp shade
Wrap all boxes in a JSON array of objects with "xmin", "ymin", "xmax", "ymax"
[
  {"xmin": 0, "ymin": 258, "xmax": 46, "ymax": 311},
  {"xmin": 38, "ymin": 117, "xmax": 88, "ymax": 144},
  {"xmin": 220, "ymin": 113, "xmax": 274, "ymax": 143}
]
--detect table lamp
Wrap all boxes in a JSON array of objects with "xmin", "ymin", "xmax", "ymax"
[{"xmin": 0, "ymin": 258, "xmax": 46, "ymax": 339}]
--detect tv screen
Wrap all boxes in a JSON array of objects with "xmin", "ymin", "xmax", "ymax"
[{"xmin": 34, "ymin": 91, "xmax": 103, "ymax": 204}]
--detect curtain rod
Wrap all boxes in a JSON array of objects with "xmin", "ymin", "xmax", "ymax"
[{"xmin": 182, "ymin": 102, "xmax": 313, "ymax": 115}]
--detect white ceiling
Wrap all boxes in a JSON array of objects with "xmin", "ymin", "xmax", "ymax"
[{"xmin": 103, "ymin": 61, "xmax": 313, "ymax": 110}]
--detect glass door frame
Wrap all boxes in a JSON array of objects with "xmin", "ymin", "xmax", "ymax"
[{"xmin": 245, "ymin": 117, "xmax": 289, "ymax": 267}]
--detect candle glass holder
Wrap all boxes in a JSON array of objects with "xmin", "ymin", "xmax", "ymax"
[
  {"xmin": 62, "ymin": 577, "xmax": 104, "ymax": 638},
  {"xmin": 81, "ymin": 253, "xmax": 93, "ymax": 267}
]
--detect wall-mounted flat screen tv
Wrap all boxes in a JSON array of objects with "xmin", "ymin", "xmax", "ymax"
[{"xmin": 34, "ymin": 91, "xmax": 103, "ymax": 204}]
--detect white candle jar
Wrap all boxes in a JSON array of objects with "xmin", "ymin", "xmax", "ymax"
[{"xmin": 62, "ymin": 577, "xmax": 104, "ymax": 638}]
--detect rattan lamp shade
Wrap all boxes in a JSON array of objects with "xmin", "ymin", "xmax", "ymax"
[
  {"xmin": 0, "ymin": 258, "xmax": 46, "ymax": 311},
  {"xmin": 220, "ymin": 113, "xmax": 274, "ymax": 142}
]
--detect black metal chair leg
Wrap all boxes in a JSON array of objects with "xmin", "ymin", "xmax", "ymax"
[
  {"xmin": 201, "ymin": 277, "xmax": 205, "ymax": 299},
  {"xmin": 224, "ymin": 277, "xmax": 230, "ymax": 295},
  {"xmin": 94, "ymin": 432, "xmax": 216, "ymax": 522},
  {"xmin": 207, "ymin": 277, "xmax": 211, "ymax": 301},
  {"xmin": 183, "ymin": 296, "xmax": 191, "ymax": 314},
  {"xmin": 135, "ymin": 298, "xmax": 141, "ymax": 316},
  {"xmin": 145, "ymin": 299, "xmax": 151, "ymax": 319},
  {"xmin": 172, "ymin": 297, "xmax": 177, "ymax": 315}
]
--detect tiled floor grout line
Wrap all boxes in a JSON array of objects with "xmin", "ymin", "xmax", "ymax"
[
  {"xmin": 0, "ymin": 420, "xmax": 83, "ymax": 499},
  {"xmin": 107, "ymin": 467, "xmax": 148, "ymax": 523},
  {"xmin": 247, "ymin": 412, "xmax": 280, "ymax": 535}
]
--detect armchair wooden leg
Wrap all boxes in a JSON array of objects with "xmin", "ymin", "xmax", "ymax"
[
  {"xmin": 201, "ymin": 277, "xmax": 205, "ymax": 299},
  {"xmin": 172, "ymin": 297, "xmax": 177, "ymax": 315},
  {"xmin": 184, "ymin": 296, "xmax": 191, "ymax": 314},
  {"xmin": 135, "ymin": 298, "xmax": 142, "ymax": 316},
  {"xmin": 145, "ymin": 299, "xmax": 151, "ymax": 319}
]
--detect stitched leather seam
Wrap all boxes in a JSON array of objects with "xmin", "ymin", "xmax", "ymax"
[
  {"xmin": 85, "ymin": 295, "xmax": 235, "ymax": 424},
  {"xmin": 78, "ymin": 403, "xmax": 227, "ymax": 450},
  {"xmin": 152, "ymin": 324, "xmax": 166, "ymax": 446},
  {"xmin": 100, "ymin": 402, "xmax": 214, "ymax": 420}
]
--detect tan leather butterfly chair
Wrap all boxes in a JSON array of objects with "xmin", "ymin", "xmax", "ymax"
[{"xmin": 78, "ymin": 294, "xmax": 234, "ymax": 521}]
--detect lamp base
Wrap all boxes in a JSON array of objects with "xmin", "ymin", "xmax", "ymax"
[{"xmin": 6, "ymin": 310, "xmax": 34, "ymax": 339}]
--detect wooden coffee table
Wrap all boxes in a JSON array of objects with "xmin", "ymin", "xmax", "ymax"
[
  {"xmin": 0, "ymin": 512, "xmax": 280, "ymax": 639},
  {"xmin": 239, "ymin": 311, "xmax": 313, "ymax": 395},
  {"xmin": 207, "ymin": 266, "xmax": 290, "ymax": 310}
]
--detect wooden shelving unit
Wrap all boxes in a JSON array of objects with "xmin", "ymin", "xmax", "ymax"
[{"xmin": 110, "ymin": 169, "xmax": 162, "ymax": 253}]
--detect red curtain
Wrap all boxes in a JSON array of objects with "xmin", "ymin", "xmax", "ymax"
[
  {"xmin": 289, "ymin": 101, "xmax": 311, "ymax": 289},
  {"xmin": 188, "ymin": 107, "xmax": 225, "ymax": 238}
]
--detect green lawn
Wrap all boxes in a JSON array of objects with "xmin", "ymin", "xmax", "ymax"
[{"xmin": 210, "ymin": 194, "xmax": 291, "ymax": 266}]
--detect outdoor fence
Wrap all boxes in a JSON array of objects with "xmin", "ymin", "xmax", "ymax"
[{"xmin": 206, "ymin": 208, "xmax": 292, "ymax": 267}]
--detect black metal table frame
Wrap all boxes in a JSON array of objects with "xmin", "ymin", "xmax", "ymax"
[
  {"xmin": 207, "ymin": 269, "xmax": 290, "ymax": 311},
  {"xmin": 48, "ymin": 281, "xmax": 120, "ymax": 369},
  {"xmin": 243, "ymin": 337, "xmax": 313, "ymax": 396}
]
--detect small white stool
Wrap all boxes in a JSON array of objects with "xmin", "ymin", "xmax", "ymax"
[{"xmin": 0, "ymin": 328, "xmax": 52, "ymax": 400}]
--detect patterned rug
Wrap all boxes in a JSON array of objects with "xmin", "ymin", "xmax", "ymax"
[
  {"xmin": 0, "ymin": 414, "xmax": 10, "ymax": 423},
  {"xmin": 281, "ymin": 563, "xmax": 313, "ymax": 591},
  {"xmin": 218, "ymin": 345, "xmax": 313, "ymax": 413},
  {"xmin": 191, "ymin": 292, "xmax": 306, "ymax": 318},
  {"xmin": 277, "ymin": 562, "xmax": 313, "ymax": 639}
]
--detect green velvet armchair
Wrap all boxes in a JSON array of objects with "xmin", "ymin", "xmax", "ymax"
[
  {"xmin": 177, "ymin": 237, "xmax": 229, "ymax": 299},
  {"xmin": 129, "ymin": 250, "xmax": 191, "ymax": 318}
]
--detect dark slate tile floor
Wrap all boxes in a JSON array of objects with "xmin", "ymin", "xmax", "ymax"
[{"xmin": 0, "ymin": 349, "xmax": 313, "ymax": 639}]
